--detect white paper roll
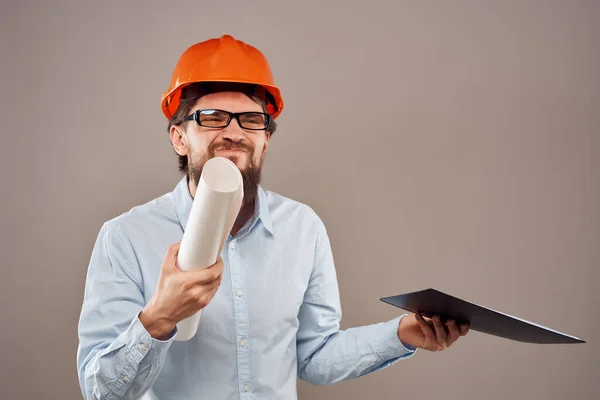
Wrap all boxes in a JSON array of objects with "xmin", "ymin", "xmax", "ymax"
[{"xmin": 174, "ymin": 156, "xmax": 244, "ymax": 341}]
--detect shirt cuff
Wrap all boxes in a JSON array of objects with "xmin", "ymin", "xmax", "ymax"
[
  {"xmin": 123, "ymin": 311, "xmax": 177, "ymax": 367},
  {"xmin": 373, "ymin": 314, "xmax": 417, "ymax": 360}
]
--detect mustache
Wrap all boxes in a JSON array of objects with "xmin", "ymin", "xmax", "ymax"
[{"xmin": 208, "ymin": 141, "xmax": 253, "ymax": 155}]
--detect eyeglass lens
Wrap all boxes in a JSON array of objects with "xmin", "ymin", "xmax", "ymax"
[{"xmin": 199, "ymin": 110, "xmax": 268, "ymax": 129}]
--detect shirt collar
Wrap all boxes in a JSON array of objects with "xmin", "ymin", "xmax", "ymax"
[
  {"xmin": 173, "ymin": 175, "xmax": 274, "ymax": 236},
  {"xmin": 256, "ymin": 185, "xmax": 274, "ymax": 235}
]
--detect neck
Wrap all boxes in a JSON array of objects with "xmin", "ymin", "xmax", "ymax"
[
  {"xmin": 231, "ymin": 202, "xmax": 255, "ymax": 237},
  {"xmin": 188, "ymin": 176, "xmax": 255, "ymax": 238}
]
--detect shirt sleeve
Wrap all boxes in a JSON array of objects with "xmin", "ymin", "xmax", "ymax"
[
  {"xmin": 76, "ymin": 221, "xmax": 176, "ymax": 399},
  {"xmin": 296, "ymin": 219, "xmax": 417, "ymax": 385}
]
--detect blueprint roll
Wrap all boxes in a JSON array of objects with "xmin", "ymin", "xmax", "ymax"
[{"xmin": 175, "ymin": 156, "xmax": 244, "ymax": 341}]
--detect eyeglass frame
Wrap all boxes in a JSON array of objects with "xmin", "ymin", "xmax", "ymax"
[{"xmin": 183, "ymin": 109, "xmax": 272, "ymax": 131}]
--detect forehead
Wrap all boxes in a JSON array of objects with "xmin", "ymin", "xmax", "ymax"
[{"xmin": 193, "ymin": 91, "xmax": 263, "ymax": 113}]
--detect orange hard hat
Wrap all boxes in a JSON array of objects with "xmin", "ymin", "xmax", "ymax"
[{"xmin": 161, "ymin": 34, "xmax": 284, "ymax": 120}]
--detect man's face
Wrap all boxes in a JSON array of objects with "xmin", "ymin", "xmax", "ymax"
[{"xmin": 172, "ymin": 91, "xmax": 271, "ymax": 204}]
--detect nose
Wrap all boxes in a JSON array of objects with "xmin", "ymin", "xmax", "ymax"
[{"xmin": 220, "ymin": 117, "xmax": 245, "ymax": 142}]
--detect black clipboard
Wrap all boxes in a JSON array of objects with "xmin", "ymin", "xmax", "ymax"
[{"xmin": 380, "ymin": 288, "xmax": 585, "ymax": 344}]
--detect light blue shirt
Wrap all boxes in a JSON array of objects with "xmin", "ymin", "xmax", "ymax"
[{"xmin": 76, "ymin": 176, "xmax": 416, "ymax": 399}]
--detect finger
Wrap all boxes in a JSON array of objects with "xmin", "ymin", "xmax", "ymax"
[
  {"xmin": 164, "ymin": 242, "xmax": 181, "ymax": 271},
  {"xmin": 459, "ymin": 323, "xmax": 470, "ymax": 336},
  {"xmin": 199, "ymin": 282, "xmax": 221, "ymax": 301},
  {"xmin": 432, "ymin": 315, "xmax": 447, "ymax": 348},
  {"xmin": 167, "ymin": 242, "xmax": 181, "ymax": 257},
  {"xmin": 208, "ymin": 258, "xmax": 225, "ymax": 276},
  {"xmin": 191, "ymin": 280, "xmax": 222, "ymax": 308},
  {"xmin": 208, "ymin": 278, "xmax": 222, "ymax": 294},
  {"xmin": 415, "ymin": 313, "xmax": 436, "ymax": 344},
  {"xmin": 446, "ymin": 319, "xmax": 460, "ymax": 346},
  {"xmin": 190, "ymin": 264, "xmax": 224, "ymax": 284},
  {"xmin": 191, "ymin": 288, "xmax": 211, "ymax": 309},
  {"xmin": 210, "ymin": 257, "xmax": 224, "ymax": 268},
  {"xmin": 207, "ymin": 273, "xmax": 223, "ymax": 289}
]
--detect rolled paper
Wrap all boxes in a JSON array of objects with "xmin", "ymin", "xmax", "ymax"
[{"xmin": 174, "ymin": 156, "xmax": 243, "ymax": 341}]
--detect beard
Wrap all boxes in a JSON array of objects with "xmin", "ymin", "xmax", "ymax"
[{"xmin": 188, "ymin": 140, "xmax": 264, "ymax": 206}]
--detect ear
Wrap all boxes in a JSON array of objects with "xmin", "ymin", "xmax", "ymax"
[
  {"xmin": 262, "ymin": 131, "xmax": 270, "ymax": 154},
  {"xmin": 170, "ymin": 125, "xmax": 189, "ymax": 156}
]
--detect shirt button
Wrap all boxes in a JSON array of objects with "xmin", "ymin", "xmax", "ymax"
[
  {"xmin": 123, "ymin": 376, "xmax": 130, "ymax": 382},
  {"xmin": 243, "ymin": 385, "xmax": 249, "ymax": 392},
  {"xmin": 230, "ymin": 242, "xmax": 236, "ymax": 249},
  {"xmin": 138, "ymin": 343, "xmax": 147, "ymax": 352},
  {"xmin": 239, "ymin": 339, "xmax": 247, "ymax": 347},
  {"xmin": 236, "ymin": 289, "xmax": 243, "ymax": 297}
]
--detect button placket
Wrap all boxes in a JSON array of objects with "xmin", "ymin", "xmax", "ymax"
[{"xmin": 229, "ymin": 239, "xmax": 251, "ymax": 396}]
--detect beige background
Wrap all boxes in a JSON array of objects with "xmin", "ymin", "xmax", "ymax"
[{"xmin": 1, "ymin": 0, "xmax": 598, "ymax": 399}]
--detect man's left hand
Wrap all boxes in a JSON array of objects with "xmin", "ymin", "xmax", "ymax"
[{"xmin": 398, "ymin": 313, "xmax": 469, "ymax": 351}]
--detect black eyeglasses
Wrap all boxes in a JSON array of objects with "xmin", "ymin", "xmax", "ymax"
[{"xmin": 183, "ymin": 109, "xmax": 271, "ymax": 131}]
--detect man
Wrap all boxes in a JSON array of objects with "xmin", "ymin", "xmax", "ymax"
[{"xmin": 76, "ymin": 34, "xmax": 469, "ymax": 399}]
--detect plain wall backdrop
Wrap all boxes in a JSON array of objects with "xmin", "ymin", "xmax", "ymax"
[{"xmin": 1, "ymin": 0, "xmax": 599, "ymax": 399}]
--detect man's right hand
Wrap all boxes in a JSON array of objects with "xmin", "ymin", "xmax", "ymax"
[{"xmin": 139, "ymin": 242, "xmax": 224, "ymax": 340}]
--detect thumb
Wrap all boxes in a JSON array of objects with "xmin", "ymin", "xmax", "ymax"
[{"xmin": 163, "ymin": 242, "xmax": 181, "ymax": 271}]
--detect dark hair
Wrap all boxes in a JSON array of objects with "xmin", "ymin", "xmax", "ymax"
[{"xmin": 167, "ymin": 82, "xmax": 278, "ymax": 174}]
